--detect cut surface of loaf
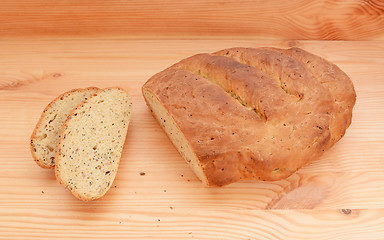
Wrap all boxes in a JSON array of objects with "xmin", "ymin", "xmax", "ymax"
[
  {"xmin": 55, "ymin": 87, "xmax": 132, "ymax": 201},
  {"xmin": 142, "ymin": 47, "xmax": 356, "ymax": 187},
  {"xmin": 30, "ymin": 87, "xmax": 99, "ymax": 168}
]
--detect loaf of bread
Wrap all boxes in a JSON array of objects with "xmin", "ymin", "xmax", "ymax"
[
  {"xmin": 30, "ymin": 87, "xmax": 99, "ymax": 168},
  {"xmin": 55, "ymin": 87, "xmax": 132, "ymax": 201},
  {"xmin": 142, "ymin": 47, "xmax": 356, "ymax": 186}
]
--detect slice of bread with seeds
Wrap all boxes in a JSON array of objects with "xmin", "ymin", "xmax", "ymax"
[
  {"xmin": 30, "ymin": 87, "xmax": 99, "ymax": 168},
  {"xmin": 55, "ymin": 87, "xmax": 132, "ymax": 201}
]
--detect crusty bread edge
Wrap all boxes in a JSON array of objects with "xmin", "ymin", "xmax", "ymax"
[
  {"xmin": 55, "ymin": 87, "xmax": 132, "ymax": 201},
  {"xmin": 142, "ymin": 85, "xmax": 209, "ymax": 186},
  {"xmin": 30, "ymin": 87, "xmax": 100, "ymax": 169}
]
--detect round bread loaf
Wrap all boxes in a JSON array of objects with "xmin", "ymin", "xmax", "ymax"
[{"xmin": 143, "ymin": 47, "xmax": 356, "ymax": 186}]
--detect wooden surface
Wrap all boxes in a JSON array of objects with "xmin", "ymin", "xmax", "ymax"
[
  {"xmin": 0, "ymin": 39, "xmax": 384, "ymax": 239},
  {"xmin": 1, "ymin": 0, "xmax": 384, "ymax": 40}
]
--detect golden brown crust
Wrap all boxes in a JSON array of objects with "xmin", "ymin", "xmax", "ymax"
[
  {"xmin": 30, "ymin": 87, "xmax": 99, "ymax": 169},
  {"xmin": 143, "ymin": 47, "xmax": 356, "ymax": 186}
]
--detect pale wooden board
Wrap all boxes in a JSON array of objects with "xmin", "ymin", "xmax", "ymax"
[
  {"xmin": 0, "ymin": 208, "xmax": 383, "ymax": 239},
  {"xmin": 0, "ymin": 0, "xmax": 383, "ymax": 40},
  {"xmin": 0, "ymin": 39, "xmax": 383, "ymax": 239}
]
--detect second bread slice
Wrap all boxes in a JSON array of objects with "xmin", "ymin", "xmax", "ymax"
[
  {"xmin": 30, "ymin": 87, "xmax": 99, "ymax": 168},
  {"xmin": 55, "ymin": 87, "xmax": 132, "ymax": 201}
]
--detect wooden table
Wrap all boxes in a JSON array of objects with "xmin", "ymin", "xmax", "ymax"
[{"xmin": 0, "ymin": 39, "xmax": 383, "ymax": 239}]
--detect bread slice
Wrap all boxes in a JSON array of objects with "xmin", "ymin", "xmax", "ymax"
[
  {"xmin": 30, "ymin": 87, "xmax": 99, "ymax": 168},
  {"xmin": 55, "ymin": 87, "xmax": 132, "ymax": 201}
]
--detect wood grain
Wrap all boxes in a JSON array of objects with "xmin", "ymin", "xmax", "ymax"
[
  {"xmin": 0, "ymin": 0, "xmax": 383, "ymax": 40},
  {"xmin": 0, "ymin": 39, "xmax": 383, "ymax": 238},
  {"xmin": 0, "ymin": 208, "xmax": 383, "ymax": 239}
]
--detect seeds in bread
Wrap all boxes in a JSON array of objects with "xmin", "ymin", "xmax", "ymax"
[
  {"xmin": 30, "ymin": 87, "xmax": 99, "ymax": 168},
  {"xmin": 55, "ymin": 87, "xmax": 132, "ymax": 201}
]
